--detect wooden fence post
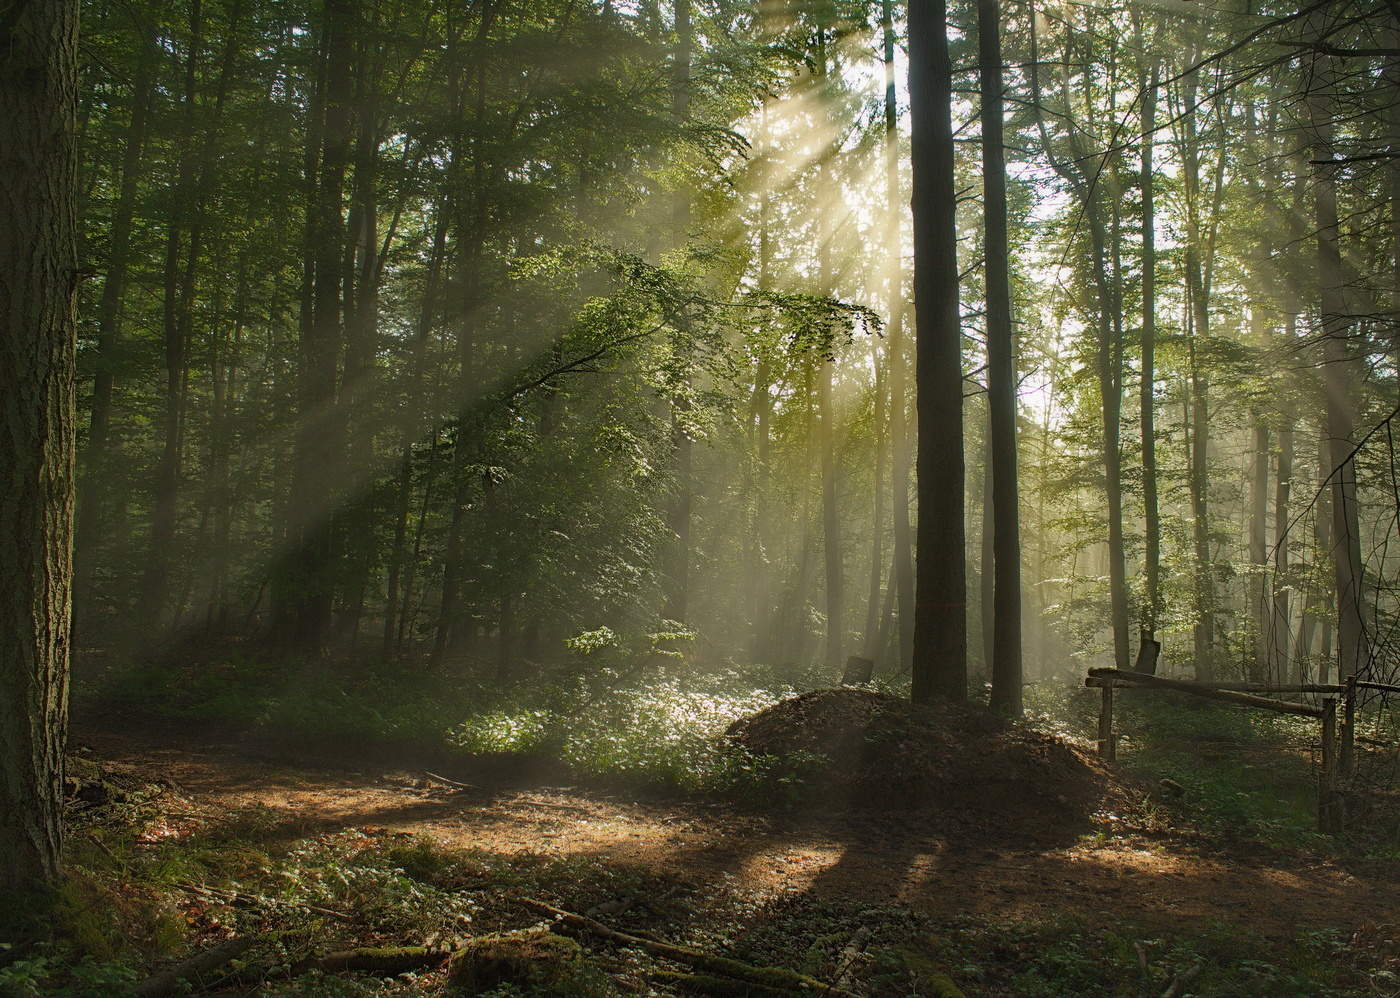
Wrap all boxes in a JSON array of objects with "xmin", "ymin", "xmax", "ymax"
[
  {"xmin": 1319, "ymin": 698, "xmax": 1340, "ymax": 833},
  {"xmin": 1098, "ymin": 683, "xmax": 1115, "ymax": 762},
  {"xmin": 1341, "ymin": 675, "xmax": 1356, "ymax": 781}
]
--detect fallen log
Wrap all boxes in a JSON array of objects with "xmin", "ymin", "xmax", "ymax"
[
  {"xmin": 291, "ymin": 945, "xmax": 452, "ymax": 977},
  {"xmin": 653, "ymin": 969, "xmax": 799, "ymax": 998},
  {"xmin": 520, "ymin": 899, "xmax": 860, "ymax": 998},
  {"xmin": 134, "ymin": 936, "xmax": 256, "ymax": 998}
]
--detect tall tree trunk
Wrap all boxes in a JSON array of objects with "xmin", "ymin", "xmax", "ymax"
[
  {"xmin": 979, "ymin": 0, "xmax": 1021, "ymax": 715},
  {"xmin": 1030, "ymin": 24, "xmax": 1127, "ymax": 671},
  {"xmin": 748, "ymin": 100, "xmax": 774, "ymax": 662},
  {"xmin": 663, "ymin": 0, "xmax": 693, "ymax": 625},
  {"xmin": 1310, "ymin": 59, "xmax": 1369, "ymax": 681},
  {"xmin": 1138, "ymin": 59, "xmax": 1160, "ymax": 667},
  {"xmin": 339, "ymin": 46, "xmax": 383, "ymax": 647},
  {"xmin": 140, "ymin": 0, "xmax": 205, "ymax": 624},
  {"xmin": 1185, "ymin": 295, "xmax": 1211, "ymax": 678},
  {"xmin": 1249, "ymin": 412, "xmax": 1270, "ymax": 681},
  {"xmin": 282, "ymin": 0, "xmax": 356, "ymax": 654},
  {"xmin": 979, "ymin": 434, "xmax": 994, "ymax": 668},
  {"xmin": 908, "ymin": 0, "xmax": 967, "ymax": 703},
  {"xmin": 814, "ymin": 26, "xmax": 843, "ymax": 670},
  {"xmin": 881, "ymin": 0, "xmax": 915, "ymax": 673},
  {"xmin": 1178, "ymin": 63, "xmax": 1225, "ymax": 680},
  {"xmin": 0, "ymin": 0, "xmax": 79, "ymax": 891},
  {"xmin": 1272, "ymin": 402, "xmax": 1294, "ymax": 677},
  {"xmin": 818, "ymin": 344, "xmax": 843, "ymax": 668},
  {"xmin": 74, "ymin": 31, "xmax": 155, "ymax": 630},
  {"xmin": 384, "ymin": 208, "xmax": 448, "ymax": 657},
  {"xmin": 862, "ymin": 336, "xmax": 887, "ymax": 662}
]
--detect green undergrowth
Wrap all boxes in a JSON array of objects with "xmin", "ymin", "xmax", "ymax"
[
  {"xmin": 2, "ymin": 806, "xmax": 665, "ymax": 996},
  {"xmin": 901, "ymin": 913, "xmax": 1378, "ymax": 998},
  {"xmin": 707, "ymin": 896, "xmax": 1393, "ymax": 998},
  {"xmin": 1025, "ymin": 682, "xmax": 1400, "ymax": 857},
  {"xmin": 83, "ymin": 656, "xmax": 853, "ymax": 800}
]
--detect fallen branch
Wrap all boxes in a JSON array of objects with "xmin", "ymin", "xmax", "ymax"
[
  {"xmin": 1160, "ymin": 961, "xmax": 1204, "ymax": 998},
  {"xmin": 291, "ymin": 945, "xmax": 452, "ymax": 977},
  {"xmin": 520, "ymin": 899, "xmax": 860, "ymax": 998},
  {"xmin": 173, "ymin": 881, "xmax": 354, "ymax": 922},
  {"xmin": 134, "ymin": 936, "xmax": 256, "ymax": 998},
  {"xmin": 652, "ymin": 970, "xmax": 797, "ymax": 997},
  {"xmin": 831, "ymin": 926, "xmax": 871, "ymax": 990},
  {"xmin": 424, "ymin": 771, "xmax": 475, "ymax": 790}
]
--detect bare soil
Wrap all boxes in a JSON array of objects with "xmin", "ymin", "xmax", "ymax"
[{"xmin": 78, "ymin": 721, "xmax": 1400, "ymax": 944}]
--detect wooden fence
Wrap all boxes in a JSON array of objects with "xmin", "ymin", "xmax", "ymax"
[{"xmin": 1083, "ymin": 667, "xmax": 1400, "ymax": 832}]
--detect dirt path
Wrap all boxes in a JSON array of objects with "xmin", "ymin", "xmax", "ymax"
[{"xmin": 84, "ymin": 728, "xmax": 1400, "ymax": 942}]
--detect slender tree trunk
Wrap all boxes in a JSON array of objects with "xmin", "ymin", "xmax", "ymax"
[
  {"xmin": 862, "ymin": 336, "xmax": 887, "ymax": 662},
  {"xmin": 1186, "ymin": 296, "xmax": 1211, "ymax": 678},
  {"xmin": 663, "ymin": 0, "xmax": 693, "ymax": 625},
  {"xmin": 140, "ymin": 1, "xmax": 205, "ymax": 624},
  {"xmin": 74, "ymin": 32, "xmax": 155, "ymax": 629},
  {"xmin": 384, "ymin": 208, "xmax": 448, "ymax": 657},
  {"xmin": 908, "ymin": 0, "xmax": 967, "ymax": 703},
  {"xmin": 339, "ymin": 53, "xmax": 382, "ymax": 647},
  {"xmin": 881, "ymin": 0, "xmax": 915, "ymax": 673},
  {"xmin": 1310, "ymin": 63, "xmax": 1369, "ymax": 681},
  {"xmin": 979, "ymin": 434, "xmax": 994, "ymax": 668},
  {"xmin": 749, "ymin": 100, "xmax": 774, "ymax": 662},
  {"xmin": 979, "ymin": 0, "xmax": 1021, "ymax": 715},
  {"xmin": 1138, "ymin": 61, "xmax": 1161, "ymax": 666},
  {"xmin": 282, "ymin": 0, "xmax": 356, "ymax": 654},
  {"xmin": 1030, "ymin": 24, "xmax": 1127, "ymax": 671},
  {"xmin": 0, "ymin": 0, "xmax": 79, "ymax": 892},
  {"xmin": 1249, "ymin": 413, "xmax": 1270, "ymax": 681},
  {"xmin": 812, "ymin": 27, "xmax": 843, "ymax": 670},
  {"xmin": 1272, "ymin": 402, "xmax": 1294, "ymax": 677},
  {"xmin": 1178, "ymin": 64, "xmax": 1225, "ymax": 680}
]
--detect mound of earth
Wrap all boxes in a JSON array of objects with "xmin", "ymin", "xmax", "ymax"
[{"xmin": 725, "ymin": 688, "xmax": 1111, "ymax": 819}]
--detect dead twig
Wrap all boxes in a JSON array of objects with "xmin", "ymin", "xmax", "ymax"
[
  {"xmin": 1161, "ymin": 961, "xmax": 1204, "ymax": 998},
  {"xmin": 172, "ymin": 881, "xmax": 354, "ymax": 923},
  {"xmin": 520, "ymin": 898, "xmax": 862, "ymax": 998}
]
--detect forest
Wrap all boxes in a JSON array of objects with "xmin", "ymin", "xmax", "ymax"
[{"xmin": 3, "ymin": 0, "xmax": 1400, "ymax": 994}]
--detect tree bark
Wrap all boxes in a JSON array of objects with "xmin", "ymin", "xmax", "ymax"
[
  {"xmin": 909, "ymin": 0, "xmax": 967, "ymax": 703},
  {"xmin": 862, "ymin": 335, "xmax": 887, "ymax": 662},
  {"xmin": 0, "ymin": 0, "xmax": 79, "ymax": 891},
  {"xmin": 979, "ymin": 0, "xmax": 1021, "ymax": 716},
  {"xmin": 1310, "ymin": 59, "xmax": 1369, "ymax": 682},
  {"xmin": 1138, "ymin": 58, "xmax": 1160, "ymax": 664},
  {"xmin": 74, "ymin": 29, "xmax": 155, "ymax": 629},
  {"xmin": 881, "ymin": 0, "xmax": 915, "ymax": 674},
  {"xmin": 1249, "ymin": 413, "xmax": 1270, "ymax": 681},
  {"xmin": 140, "ymin": 0, "xmax": 205, "ymax": 624},
  {"xmin": 1272, "ymin": 404, "xmax": 1294, "ymax": 678},
  {"xmin": 281, "ymin": 0, "xmax": 357, "ymax": 654}
]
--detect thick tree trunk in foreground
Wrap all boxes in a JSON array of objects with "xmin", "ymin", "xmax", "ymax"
[
  {"xmin": 908, "ymin": 0, "xmax": 967, "ymax": 703},
  {"xmin": 979, "ymin": 0, "xmax": 1021, "ymax": 716},
  {"xmin": 0, "ymin": 0, "xmax": 79, "ymax": 891}
]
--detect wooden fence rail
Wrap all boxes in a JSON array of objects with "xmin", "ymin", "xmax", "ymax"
[{"xmin": 1082, "ymin": 667, "xmax": 1362, "ymax": 833}]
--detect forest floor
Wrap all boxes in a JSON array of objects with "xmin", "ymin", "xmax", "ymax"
[
  {"xmin": 79, "ymin": 725, "xmax": 1396, "ymax": 940},
  {"xmin": 50, "ymin": 716, "xmax": 1400, "ymax": 997}
]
